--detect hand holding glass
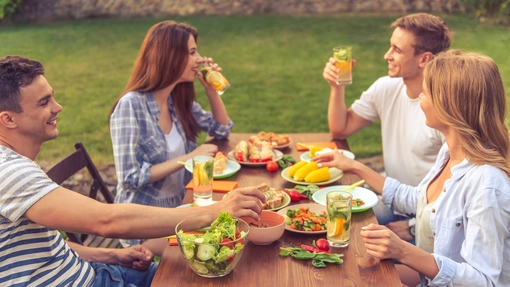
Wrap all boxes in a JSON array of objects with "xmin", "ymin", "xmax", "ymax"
[
  {"xmin": 326, "ymin": 191, "xmax": 352, "ymax": 247},
  {"xmin": 192, "ymin": 155, "xmax": 214, "ymax": 200},
  {"xmin": 332, "ymin": 46, "xmax": 352, "ymax": 85},
  {"xmin": 200, "ymin": 62, "xmax": 230, "ymax": 95}
]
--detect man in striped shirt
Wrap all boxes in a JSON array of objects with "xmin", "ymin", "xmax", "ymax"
[{"xmin": 0, "ymin": 55, "xmax": 266, "ymax": 286}]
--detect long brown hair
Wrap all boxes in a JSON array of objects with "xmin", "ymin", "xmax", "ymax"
[
  {"xmin": 110, "ymin": 20, "xmax": 201, "ymax": 141},
  {"xmin": 424, "ymin": 50, "xmax": 510, "ymax": 176}
]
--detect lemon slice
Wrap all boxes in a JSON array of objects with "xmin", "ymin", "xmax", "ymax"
[
  {"xmin": 327, "ymin": 217, "xmax": 343, "ymax": 237},
  {"xmin": 206, "ymin": 71, "xmax": 224, "ymax": 89}
]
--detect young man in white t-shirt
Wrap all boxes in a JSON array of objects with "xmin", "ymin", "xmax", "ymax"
[
  {"xmin": 322, "ymin": 13, "xmax": 451, "ymax": 241},
  {"xmin": 0, "ymin": 56, "xmax": 265, "ymax": 286}
]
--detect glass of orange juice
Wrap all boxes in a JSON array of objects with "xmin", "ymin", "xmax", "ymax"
[
  {"xmin": 333, "ymin": 46, "xmax": 352, "ymax": 85},
  {"xmin": 326, "ymin": 191, "xmax": 352, "ymax": 247},
  {"xmin": 200, "ymin": 63, "xmax": 230, "ymax": 95}
]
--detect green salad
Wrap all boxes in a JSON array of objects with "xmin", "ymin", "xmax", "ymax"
[{"xmin": 177, "ymin": 212, "xmax": 247, "ymax": 276}]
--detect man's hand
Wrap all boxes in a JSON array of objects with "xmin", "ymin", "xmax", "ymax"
[
  {"xmin": 114, "ymin": 245, "xmax": 154, "ymax": 270},
  {"xmin": 214, "ymin": 187, "xmax": 266, "ymax": 221},
  {"xmin": 386, "ymin": 220, "xmax": 415, "ymax": 241}
]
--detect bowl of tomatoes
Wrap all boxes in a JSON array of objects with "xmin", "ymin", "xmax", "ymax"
[{"xmin": 175, "ymin": 212, "xmax": 249, "ymax": 277}]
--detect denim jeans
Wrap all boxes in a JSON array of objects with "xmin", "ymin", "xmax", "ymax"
[{"xmin": 90, "ymin": 262, "xmax": 159, "ymax": 287}]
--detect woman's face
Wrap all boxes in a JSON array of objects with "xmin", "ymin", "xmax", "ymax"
[
  {"xmin": 419, "ymin": 79, "xmax": 444, "ymax": 131},
  {"xmin": 177, "ymin": 35, "xmax": 201, "ymax": 83}
]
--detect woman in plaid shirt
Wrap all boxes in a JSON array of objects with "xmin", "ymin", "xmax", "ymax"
[{"xmin": 109, "ymin": 20, "xmax": 233, "ymax": 255}]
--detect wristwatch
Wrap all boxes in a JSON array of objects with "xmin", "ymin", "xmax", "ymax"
[{"xmin": 408, "ymin": 218, "xmax": 416, "ymax": 237}]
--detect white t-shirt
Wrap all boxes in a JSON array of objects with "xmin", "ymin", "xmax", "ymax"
[
  {"xmin": 0, "ymin": 146, "xmax": 94, "ymax": 287},
  {"xmin": 351, "ymin": 76, "xmax": 444, "ymax": 186},
  {"xmin": 158, "ymin": 126, "xmax": 186, "ymax": 200}
]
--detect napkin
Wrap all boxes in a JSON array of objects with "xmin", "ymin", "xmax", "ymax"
[
  {"xmin": 296, "ymin": 142, "xmax": 338, "ymax": 151},
  {"xmin": 185, "ymin": 180, "xmax": 238, "ymax": 193}
]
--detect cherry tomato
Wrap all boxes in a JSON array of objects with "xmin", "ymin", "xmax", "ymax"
[
  {"xmin": 266, "ymin": 161, "xmax": 278, "ymax": 172},
  {"xmin": 220, "ymin": 238, "xmax": 234, "ymax": 249},
  {"xmin": 226, "ymin": 254, "xmax": 236, "ymax": 262},
  {"xmin": 315, "ymin": 238, "xmax": 330, "ymax": 252}
]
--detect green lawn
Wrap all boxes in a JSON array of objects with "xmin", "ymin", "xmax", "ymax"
[{"xmin": 0, "ymin": 14, "xmax": 509, "ymax": 164}]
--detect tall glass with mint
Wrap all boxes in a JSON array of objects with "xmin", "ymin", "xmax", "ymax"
[{"xmin": 332, "ymin": 46, "xmax": 352, "ymax": 85}]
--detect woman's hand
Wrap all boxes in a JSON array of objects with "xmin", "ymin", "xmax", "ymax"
[
  {"xmin": 189, "ymin": 144, "xmax": 218, "ymax": 158},
  {"xmin": 197, "ymin": 56, "xmax": 223, "ymax": 94},
  {"xmin": 313, "ymin": 150, "xmax": 356, "ymax": 171},
  {"xmin": 360, "ymin": 223, "xmax": 407, "ymax": 260}
]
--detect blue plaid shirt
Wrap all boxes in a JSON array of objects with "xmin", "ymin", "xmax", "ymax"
[{"xmin": 110, "ymin": 91, "xmax": 233, "ymax": 208}]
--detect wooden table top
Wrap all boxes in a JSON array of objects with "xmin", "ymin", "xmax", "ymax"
[{"xmin": 151, "ymin": 133, "xmax": 400, "ymax": 287}]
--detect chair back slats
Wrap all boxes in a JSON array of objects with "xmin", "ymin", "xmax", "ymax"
[{"xmin": 45, "ymin": 142, "xmax": 121, "ymax": 249}]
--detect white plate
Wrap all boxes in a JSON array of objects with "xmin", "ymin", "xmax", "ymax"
[
  {"xmin": 280, "ymin": 166, "xmax": 343, "ymax": 186},
  {"xmin": 265, "ymin": 192, "xmax": 291, "ymax": 211},
  {"xmin": 277, "ymin": 204, "xmax": 327, "ymax": 234},
  {"xmin": 184, "ymin": 159, "xmax": 241, "ymax": 179},
  {"xmin": 300, "ymin": 149, "xmax": 355, "ymax": 162},
  {"xmin": 227, "ymin": 149, "xmax": 283, "ymax": 166},
  {"xmin": 312, "ymin": 185, "xmax": 379, "ymax": 213},
  {"xmin": 273, "ymin": 138, "xmax": 293, "ymax": 150}
]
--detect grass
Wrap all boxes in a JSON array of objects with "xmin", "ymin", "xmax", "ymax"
[{"xmin": 0, "ymin": 14, "xmax": 509, "ymax": 164}]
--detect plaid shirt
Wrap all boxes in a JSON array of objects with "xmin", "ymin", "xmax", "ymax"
[{"xmin": 110, "ymin": 91, "xmax": 233, "ymax": 208}]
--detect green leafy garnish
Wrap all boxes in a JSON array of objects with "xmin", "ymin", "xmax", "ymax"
[
  {"xmin": 279, "ymin": 246, "xmax": 343, "ymax": 268},
  {"xmin": 291, "ymin": 184, "xmax": 320, "ymax": 200}
]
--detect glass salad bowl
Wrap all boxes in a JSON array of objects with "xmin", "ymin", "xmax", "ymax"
[{"xmin": 175, "ymin": 213, "xmax": 250, "ymax": 278}]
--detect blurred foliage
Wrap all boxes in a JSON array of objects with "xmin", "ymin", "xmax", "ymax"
[
  {"xmin": 0, "ymin": 0, "xmax": 22, "ymax": 20},
  {"xmin": 461, "ymin": 0, "xmax": 510, "ymax": 23}
]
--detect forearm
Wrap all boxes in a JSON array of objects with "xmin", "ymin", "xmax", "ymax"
[
  {"xmin": 398, "ymin": 243, "xmax": 440, "ymax": 280},
  {"xmin": 206, "ymin": 93, "xmax": 229, "ymax": 125},
  {"xmin": 67, "ymin": 241, "xmax": 117, "ymax": 264},
  {"xmin": 328, "ymin": 85, "xmax": 349, "ymax": 139},
  {"xmin": 350, "ymin": 161, "xmax": 386, "ymax": 194},
  {"xmin": 148, "ymin": 154, "xmax": 190, "ymax": 183}
]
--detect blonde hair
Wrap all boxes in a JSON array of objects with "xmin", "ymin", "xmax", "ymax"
[{"xmin": 424, "ymin": 50, "xmax": 510, "ymax": 176}]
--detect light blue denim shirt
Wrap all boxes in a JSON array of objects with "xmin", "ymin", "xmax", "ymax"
[
  {"xmin": 110, "ymin": 91, "xmax": 233, "ymax": 208},
  {"xmin": 383, "ymin": 143, "xmax": 510, "ymax": 286}
]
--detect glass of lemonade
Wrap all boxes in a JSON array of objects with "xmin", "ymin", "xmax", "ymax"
[
  {"xmin": 332, "ymin": 46, "xmax": 352, "ymax": 85},
  {"xmin": 192, "ymin": 155, "xmax": 214, "ymax": 201},
  {"xmin": 326, "ymin": 191, "xmax": 352, "ymax": 247},
  {"xmin": 200, "ymin": 63, "xmax": 230, "ymax": 95}
]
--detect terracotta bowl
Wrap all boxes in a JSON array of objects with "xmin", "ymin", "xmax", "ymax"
[{"xmin": 241, "ymin": 210, "xmax": 285, "ymax": 245}]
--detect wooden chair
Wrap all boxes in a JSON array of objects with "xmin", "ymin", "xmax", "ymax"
[{"xmin": 46, "ymin": 142, "xmax": 122, "ymax": 249}]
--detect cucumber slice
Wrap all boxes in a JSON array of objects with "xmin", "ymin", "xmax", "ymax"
[
  {"xmin": 196, "ymin": 244, "xmax": 216, "ymax": 261},
  {"xmin": 190, "ymin": 261, "xmax": 209, "ymax": 275},
  {"xmin": 182, "ymin": 246, "xmax": 195, "ymax": 260}
]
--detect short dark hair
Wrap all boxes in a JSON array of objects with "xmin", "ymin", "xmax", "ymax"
[
  {"xmin": 391, "ymin": 13, "xmax": 452, "ymax": 56},
  {"xmin": 0, "ymin": 56, "xmax": 45, "ymax": 113}
]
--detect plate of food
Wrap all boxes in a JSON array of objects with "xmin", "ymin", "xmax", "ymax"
[
  {"xmin": 300, "ymin": 148, "xmax": 355, "ymax": 162},
  {"xmin": 248, "ymin": 132, "xmax": 292, "ymax": 150},
  {"xmin": 184, "ymin": 152, "xmax": 241, "ymax": 179},
  {"xmin": 312, "ymin": 185, "xmax": 379, "ymax": 213},
  {"xmin": 277, "ymin": 204, "xmax": 327, "ymax": 234},
  {"xmin": 228, "ymin": 140, "xmax": 283, "ymax": 166},
  {"xmin": 280, "ymin": 162, "xmax": 343, "ymax": 186},
  {"xmin": 258, "ymin": 183, "xmax": 291, "ymax": 211}
]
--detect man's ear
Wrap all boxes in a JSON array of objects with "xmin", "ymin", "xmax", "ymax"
[
  {"xmin": 419, "ymin": 52, "xmax": 434, "ymax": 68},
  {"xmin": 0, "ymin": 112, "xmax": 17, "ymax": 128}
]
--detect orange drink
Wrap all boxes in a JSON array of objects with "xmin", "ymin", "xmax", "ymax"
[
  {"xmin": 200, "ymin": 65, "xmax": 230, "ymax": 95},
  {"xmin": 326, "ymin": 191, "xmax": 352, "ymax": 247},
  {"xmin": 192, "ymin": 156, "xmax": 214, "ymax": 200},
  {"xmin": 333, "ymin": 46, "xmax": 352, "ymax": 85}
]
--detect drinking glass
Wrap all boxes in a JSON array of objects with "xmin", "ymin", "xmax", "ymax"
[
  {"xmin": 326, "ymin": 191, "xmax": 352, "ymax": 247},
  {"xmin": 192, "ymin": 155, "xmax": 214, "ymax": 200},
  {"xmin": 200, "ymin": 63, "xmax": 230, "ymax": 95},
  {"xmin": 332, "ymin": 46, "xmax": 352, "ymax": 85}
]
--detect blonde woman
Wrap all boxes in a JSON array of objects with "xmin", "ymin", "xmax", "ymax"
[{"xmin": 314, "ymin": 50, "xmax": 510, "ymax": 286}]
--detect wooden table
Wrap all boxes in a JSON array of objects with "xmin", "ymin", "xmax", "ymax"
[{"xmin": 151, "ymin": 133, "xmax": 400, "ymax": 287}]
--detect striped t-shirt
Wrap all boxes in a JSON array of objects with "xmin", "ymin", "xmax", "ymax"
[{"xmin": 0, "ymin": 146, "xmax": 95, "ymax": 286}]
